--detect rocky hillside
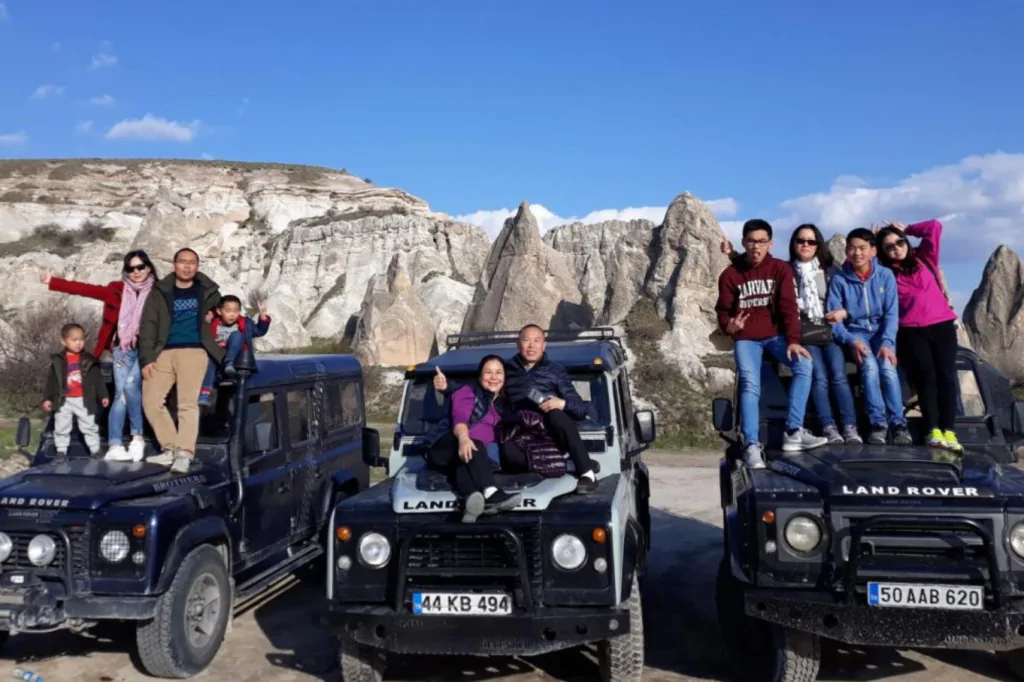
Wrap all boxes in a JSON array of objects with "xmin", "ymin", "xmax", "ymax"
[{"xmin": 963, "ymin": 245, "xmax": 1024, "ymax": 386}]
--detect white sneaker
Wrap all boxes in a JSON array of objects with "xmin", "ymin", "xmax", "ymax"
[
  {"xmin": 104, "ymin": 445, "xmax": 131, "ymax": 461},
  {"xmin": 742, "ymin": 444, "xmax": 766, "ymax": 469},
  {"xmin": 127, "ymin": 439, "xmax": 146, "ymax": 462},
  {"xmin": 170, "ymin": 456, "xmax": 192, "ymax": 474},
  {"xmin": 146, "ymin": 450, "xmax": 175, "ymax": 466},
  {"xmin": 782, "ymin": 428, "xmax": 830, "ymax": 452}
]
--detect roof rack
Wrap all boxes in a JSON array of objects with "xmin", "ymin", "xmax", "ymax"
[{"xmin": 446, "ymin": 327, "xmax": 622, "ymax": 350}]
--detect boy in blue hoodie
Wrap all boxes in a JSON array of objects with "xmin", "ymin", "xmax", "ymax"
[{"xmin": 826, "ymin": 228, "xmax": 911, "ymax": 445}]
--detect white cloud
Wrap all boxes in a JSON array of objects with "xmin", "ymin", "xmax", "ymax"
[
  {"xmin": 89, "ymin": 94, "xmax": 115, "ymax": 106},
  {"xmin": 31, "ymin": 85, "xmax": 64, "ymax": 99},
  {"xmin": 455, "ymin": 199, "xmax": 739, "ymax": 239},
  {"xmin": 0, "ymin": 131, "xmax": 27, "ymax": 146},
  {"xmin": 105, "ymin": 114, "xmax": 202, "ymax": 142},
  {"xmin": 0, "ymin": 4, "xmax": 9, "ymax": 22},
  {"xmin": 89, "ymin": 53, "xmax": 117, "ymax": 70},
  {"xmin": 76, "ymin": 121, "xmax": 94, "ymax": 135}
]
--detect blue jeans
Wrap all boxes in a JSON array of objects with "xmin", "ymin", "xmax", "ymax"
[
  {"xmin": 201, "ymin": 330, "xmax": 250, "ymax": 393},
  {"xmin": 734, "ymin": 336, "xmax": 813, "ymax": 446},
  {"xmin": 849, "ymin": 333, "xmax": 906, "ymax": 428},
  {"xmin": 807, "ymin": 342, "xmax": 857, "ymax": 429},
  {"xmin": 108, "ymin": 347, "xmax": 144, "ymax": 441}
]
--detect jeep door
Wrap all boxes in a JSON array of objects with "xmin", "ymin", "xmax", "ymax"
[
  {"xmin": 283, "ymin": 385, "xmax": 320, "ymax": 541},
  {"xmin": 240, "ymin": 389, "xmax": 294, "ymax": 564}
]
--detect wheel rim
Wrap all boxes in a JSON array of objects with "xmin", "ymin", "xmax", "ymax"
[{"xmin": 183, "ymin": 572, "xmax": 222, "ymax": 650}]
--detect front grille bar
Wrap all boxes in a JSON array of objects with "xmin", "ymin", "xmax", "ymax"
[{"xmin": 843, "ymin": 515, "xmax": 1002, "ymax": 607}]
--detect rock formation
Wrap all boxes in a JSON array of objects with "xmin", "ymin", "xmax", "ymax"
[
  {"xmin": 461, "ymin": 201, "xmax": 589, "ymax": 332},
  {"xmin": 353, "ymin": 253, "xmax": 435, "ymax": 366},
  {"xmin": 963, "ymin": 246, "xmax": 1024, "ymax": 383}
]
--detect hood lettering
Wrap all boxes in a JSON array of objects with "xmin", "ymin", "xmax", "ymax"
[
  {"xmin": 840, "ymin": 485, "xmax": 979, "ymax": 497},
  {"xmin": 0, "ymin": 497, "xmax": 69, "ymax": 508},
  {"xmin": 401, "ymin": 498, "xmax": 537, "ymax": 512}
]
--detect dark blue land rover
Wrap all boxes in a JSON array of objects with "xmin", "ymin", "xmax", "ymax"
[{"xmin": 0, "ymin": 349, "xmax": 379, "ymax": 678}]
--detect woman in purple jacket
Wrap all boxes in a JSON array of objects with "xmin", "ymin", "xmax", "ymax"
[
  {"xmin": 877, "ymin": 220, "xmax": 962, "ymax": 452},
  {"xmin": 426, "ymin": 355, "xmax": 524, "ymax": 522}
]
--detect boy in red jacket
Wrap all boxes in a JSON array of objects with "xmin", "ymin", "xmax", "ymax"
[
  {"xmin": 199, "ymin": 295, "xmax": 271, "ymax": 405},
  {"xmin": 715, "ymin": 219, "xmax": 827, "ymax": 468}
]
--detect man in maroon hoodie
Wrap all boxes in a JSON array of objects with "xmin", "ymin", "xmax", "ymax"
[{"xmin": 715, "ymin": 219, "xmax": 827, "ymax": 468}]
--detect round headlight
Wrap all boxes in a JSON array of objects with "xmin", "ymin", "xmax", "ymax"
[
  {"xmin": 0, "ymin": 533, "xmax": 12, "ymax": 563},
  {"xmin": 358, "ymin": 532, "xmax": 391, "ymax": 568},
  {"xmin": 784, "ymin": 516, "xmax": 822, "ymax": 553},
  {"xmin": 27, "ymin": 535, "xmax": 57, "ymax": 567},
  {"xmin": 1010, "ymin": 524, "xmax": 1024, "ymax": 558},
  {"xmin": 552, "ymin": 534, "xmax": 587, "ymax": 571},
  {"xmin": 100, "ymin": 530, "xmax": 130, "ymax": 563}
]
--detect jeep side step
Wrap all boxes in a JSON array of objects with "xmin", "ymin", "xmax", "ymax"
[{"xmin": 234, "ymin": 543, "xmax": 323, "ymax": 602}]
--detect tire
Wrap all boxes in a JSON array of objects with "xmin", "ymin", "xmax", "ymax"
[
  {"xmin": 597, "ymin": 573, "xmax": 644, "ymax": 682},
  {"xmin": 338, "ymin": 634, "xmax": 387, "ymax": 682},
  {"xmin": 0, "ymin": 630, "xmax": 9, "ymax": 651},
  {"xmin": 998, "ymin": 649, "xmax": 1024, "ymax": 679},
  {"xmin": 716, "ymin": 557, "xmax": 820, "ymax": 682},
  {"xmin": 136, "ymin": 545, "xmax": 232, "ymax": 679}
]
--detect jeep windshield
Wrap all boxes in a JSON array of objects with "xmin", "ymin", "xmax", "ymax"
[{"xmin": 400, "ymin": 371, "xmax": 611, "ymax": 436}]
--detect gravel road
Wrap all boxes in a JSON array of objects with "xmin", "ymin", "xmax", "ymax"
[{"xmin": 0, "ymin": 451, "xmax": 1019, "ymax": 681}]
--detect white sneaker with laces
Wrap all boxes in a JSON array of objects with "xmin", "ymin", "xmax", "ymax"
[
  {"xmin": 742, "ymin": 444, "xmax": 766, "ymax": 469},
  {"xmin": 146, "ymin": 450, "xmax": 175, "ymax": 466},
  {"xmin": 127, "ymin": 439, "xmax": 146, "ymax": 462},
  {"xmin": 104, "ymin": 444, "xmax": 131, "ymax": 461},
  {"xmin": 782, "ymin": 428, "xmax": 829, "ymax": 452}
]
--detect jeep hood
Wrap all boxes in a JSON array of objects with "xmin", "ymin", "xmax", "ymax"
[
  {"xmin": 0, "ymin": 459, "xmax": 220, "ymax": 511},
  {"xmin": 390, "ymin": 465, "xmax": 578, "ymax": 514},
  {"xmin": 771, "ymin": 445, "xmax": 1024, "ymax": 499}
]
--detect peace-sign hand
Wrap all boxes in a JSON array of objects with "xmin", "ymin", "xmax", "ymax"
[
  {"xmin": 720, "ymin": 237, "xmax": 734, "ymax": 256},
  {"xmin": 726, "ymin": 311, "xmax": 750, "ymax": 336},
  {"xmin": 258, "ymin": 301, "xmax": 269, "ymax": 318}
]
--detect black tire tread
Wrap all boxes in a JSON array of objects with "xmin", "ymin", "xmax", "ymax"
[
  {"xmin": 775, "ymin": 627, "xmax": 820, "ymax": 682},
  {"xmin": 338, "ymin": 635, "xmax": 387, "ymax": 682},
  {"xmin": 136, "ymin": 544, "xmax": 230, "ymax": 679},
  {"xmin": 598, "ymin": 573, "xmax": 644, "ymax": 682},
  {"xmin": 999, "ymin": 649, "xmax": 1024, "ymax": 680}
]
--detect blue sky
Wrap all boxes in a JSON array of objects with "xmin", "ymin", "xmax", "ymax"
[{"xmin": 1, "ymin": 0, "xmax": 1023, "ymax": 307}]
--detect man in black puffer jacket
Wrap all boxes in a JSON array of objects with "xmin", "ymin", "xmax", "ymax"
[{"xmin": 434, "ymin": 324, "xmax": 598, "ymax": 494}]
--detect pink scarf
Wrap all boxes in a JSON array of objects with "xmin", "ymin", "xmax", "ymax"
[{"xmin": 118, "ymin": 275, "xmax": 155, "ymax": 351}]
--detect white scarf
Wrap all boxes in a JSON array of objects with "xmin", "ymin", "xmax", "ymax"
[{"xmin": 793, "ymin": 258, "xmax": 825, "ymax": 324}]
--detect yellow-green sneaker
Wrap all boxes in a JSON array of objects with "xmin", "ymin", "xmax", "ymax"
[
  {"xmin": 927, "ymin": 428, "xmax": 947, "ymax": 448},
  {"xmin": 943, "ymin": 430, "xmax": 964, "ymax": 453}
]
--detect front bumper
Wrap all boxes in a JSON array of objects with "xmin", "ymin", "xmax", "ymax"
[
  {"xmin": 323, "ymin": 603, "xmax": 631, "ymax": 656},
  {"xmin": 0, "ymin": 584, "xmax": 157, "ymax": 632},
  {"xmin": 746, "ymin": 589, "xmax": 1024, "ymax": 651}
]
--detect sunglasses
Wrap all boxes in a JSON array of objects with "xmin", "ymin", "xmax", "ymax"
[
  {"xmin": 125, "ymin": 263, "xmax": 149, "ymax": 273},
  {"xmin": 795, "ymin": 238, "xmax": 818, "ymax": 246},
  {"xmin": 883, "ymin": 238, "xmax": 908, "ymax": 253}
]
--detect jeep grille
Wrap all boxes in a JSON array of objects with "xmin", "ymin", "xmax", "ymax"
[{"xmin": 2, "ymin": 531, "xmax": 68, "ymax": 573}]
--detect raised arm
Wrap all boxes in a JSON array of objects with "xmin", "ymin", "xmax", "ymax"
[
  {"xmin": 47, "ymin": 275, "xmax": 111, "ymax": 302},
  {"xmin": 715, "ymin": 270, "xmax": 738, "ymax": 334},
  {"xmin": 905, "ymin": 219, "xmax": 943, "ymax": 270}
]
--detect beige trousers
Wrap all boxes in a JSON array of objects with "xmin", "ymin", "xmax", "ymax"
[{"xmin": 142, "ymin": 348, "xmax": 208, "ymax": 458}]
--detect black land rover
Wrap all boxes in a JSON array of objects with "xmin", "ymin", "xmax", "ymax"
[
  {"xmin": 713, "ymin": 345, "xmax": 1024, "ymax": 682},
  {"xmin": 0, "ymin": 349, "xmax": 378, "ymax": 678},
  {"xmin": 322, "ymin": 328, "xmax": 656, "ymax": 682}
]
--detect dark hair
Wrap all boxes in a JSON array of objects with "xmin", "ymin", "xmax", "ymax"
[
  {"xmin": 122, "ymin": 250, "xmax": 158, "ymax": 279},
  {"xmin": 789, "ymin": 223, "xmax": 833, "ymax": 268},
  {"xmin": 846, "ymin": 228, "xmax": 876, "ymax": 246},
  {"xmin": 477, "ymin": 354, "xmax": 508, "ymax": 410},
  {"xmin": 876, "ymin": 225, "xmax": 920, "ymax": 273},
  {"xmin": 61, "ymin": 322, "xmax": 85, "ymax": 339},
  {"xmin": 219, "ymin": 295, "xmax": 242, "ymax": 309},
  {"xmin": 518, "ymin": 324, "xmax": 544, "ymax": 339},
  {"xmin": 173, "ymin": 247, "xmax": 199, "ymax": 263},
  {"xmin": 742, "ymin": 219, "xmax": 773, "ymax": 240}
]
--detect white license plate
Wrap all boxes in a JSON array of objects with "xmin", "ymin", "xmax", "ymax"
[
  {"xmin": 867, "ymin": 582, "xmax": 983, "ymax": 610},
  {"xmin": 412, "ymin": 592, "xmax": 512, "ymax": 616}
]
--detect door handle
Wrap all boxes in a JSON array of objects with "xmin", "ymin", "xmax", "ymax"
[
  {"xmin": 277, "ymin": 482, "xmax": 291, "ymax": 494},
  {"xmin": 313, "ymin": 468, "xmax": 323, "ymax": 480}
]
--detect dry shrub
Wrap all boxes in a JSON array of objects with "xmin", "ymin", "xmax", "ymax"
[{"xmin": 0, "ymin": 301, "xmax": 102, "ymax": 415}]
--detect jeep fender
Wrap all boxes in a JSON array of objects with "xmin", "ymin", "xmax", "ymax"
[
  {"xmin": 635, "ymin": 460, "xmax": 651, "ymax": 550},
  {"xmin": 618, "ymin": 520, "xmax": 644, "ymax": 602},
  {"xmin": 154, "ymin": 516, "xmax": 231, "ymax": 594},
  {"xmin": 320, "ymin": 468, "xmax": 361, "ymax": 522}
]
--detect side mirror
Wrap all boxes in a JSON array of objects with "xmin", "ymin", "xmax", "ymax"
[
  {"xmin": 15, "ymin": 417, "xmax": 30, "ymax": 448},
  {"xmin": 633, "ymin": 410, "xmax": 656, "ymax": 444},
  {"xmin": 1013, "ymin": 400, "xmax": 1024, "ymax": 435},
  {"xmin": 363, "ymin": 427, "xmax": 385, "ymax": 467},
  {"xmin": 712, "ymin": 398, "xmax": 734, "ymax": 433}
]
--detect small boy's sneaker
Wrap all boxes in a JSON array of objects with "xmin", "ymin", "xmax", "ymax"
[
  {"xmin": 842, "ymin": 425, "xmax": 863, "ymax": 444},
  {"xmin": 127, "ymin": 439, "xmax": 146, "ymax": 461},
  {"xmin": 782, "ymin": 428, "xmax": 829, "ymax": 452},
  {"xmin": 104, "ymin": 444, "xmax": 130, "ymax": 461},
  {"xmin": 867, "ymin": 426, "xmax": 889, "ymax": 444},
  {"xmin": 927, "ymin": 428, "xmax": 947, "ymax": 449},
  {"xmin": 823, "ymin": 425, "xmax": 844, "ymax": 444},
  {"xmin": 742, "ymin": 443, "xmax": 766, "ymax": 469},
  {"xmin": 891, "ymin": 426, "xmax": 913, "ymax": 446},
  {"xmin": 943, "ymin": 430, "xmax": 964, "ymax": 454},
  {"xmin": 198, "ymin": 390, "xmax": 212, "ymax": 407},
  {"xmin": 146, "ymin": 450, "xmax": 175, "ymax": 467}
]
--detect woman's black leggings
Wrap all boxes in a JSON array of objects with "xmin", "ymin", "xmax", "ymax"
[
  {"xmin": 426, "ymin": 433, "xmax": 529, "ymax": 496},
  {"xmin": 897, "ymin": 320, "xmax": 959, "ymax": 432}
]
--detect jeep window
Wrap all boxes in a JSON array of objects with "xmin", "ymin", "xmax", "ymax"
[
  {"xmin": 325, "ymin": 380, "xmax": 363, "ymax": 432},
  {"xmin": 286, "ymin": 389, "xmax": 313, "ymax": 445},
  {"xmin": 400, "ymin": 372, "xmax": 611, "ymax": 436},
  {"xmin": 197, "ymin": 386, "xmax": 238, "ymax": 441},
  {"xmin": 957, "ymin": 363, "xmax": 986, "ymax": 417},
  {"xmin": 244, "ymin": 391, "xmax": 279, "ymax": 454}
]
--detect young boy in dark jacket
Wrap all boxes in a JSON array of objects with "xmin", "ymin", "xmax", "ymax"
[
  {"xmin": 199, "ymin": 295, "xmax": 271, "ymax": 406},
  {"xmin": 42, "ymin": 323, "xmax": 110, "ymax": 461}
]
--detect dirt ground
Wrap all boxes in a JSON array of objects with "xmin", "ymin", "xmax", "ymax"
[{"xmin": 1, "ymin": 450, "xmax": 1021, "ymax": 681}]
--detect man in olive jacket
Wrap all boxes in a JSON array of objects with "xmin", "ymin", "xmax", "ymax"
[{"xmin": 138, "ymin": 248, "xmax": 224, "ymax": 473}]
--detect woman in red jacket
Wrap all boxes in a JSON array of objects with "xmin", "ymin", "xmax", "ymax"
[{"xmin": 41, "ymin": 250, "xmax": 158, "ymax": 461}]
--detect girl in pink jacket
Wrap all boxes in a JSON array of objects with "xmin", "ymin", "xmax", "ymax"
[{"xmin": 876, "ymin": 220, "xmax": 961, "ymax": 452}]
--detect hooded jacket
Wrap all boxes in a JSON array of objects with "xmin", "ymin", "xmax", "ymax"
[
  {"xmin": 43, "ymin": 349, "xmax": 109, "ymax": 416},
  {"xmin": 137, "ymin": 271, "xmax": 223, "ymax": 367},
  {"xmin": 888, "ymin": 219, "xmax": 958, "ymax": 328},
  {"xmin": 826, "ymin": 258, "xmax": 899, "ymax": 349}
]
